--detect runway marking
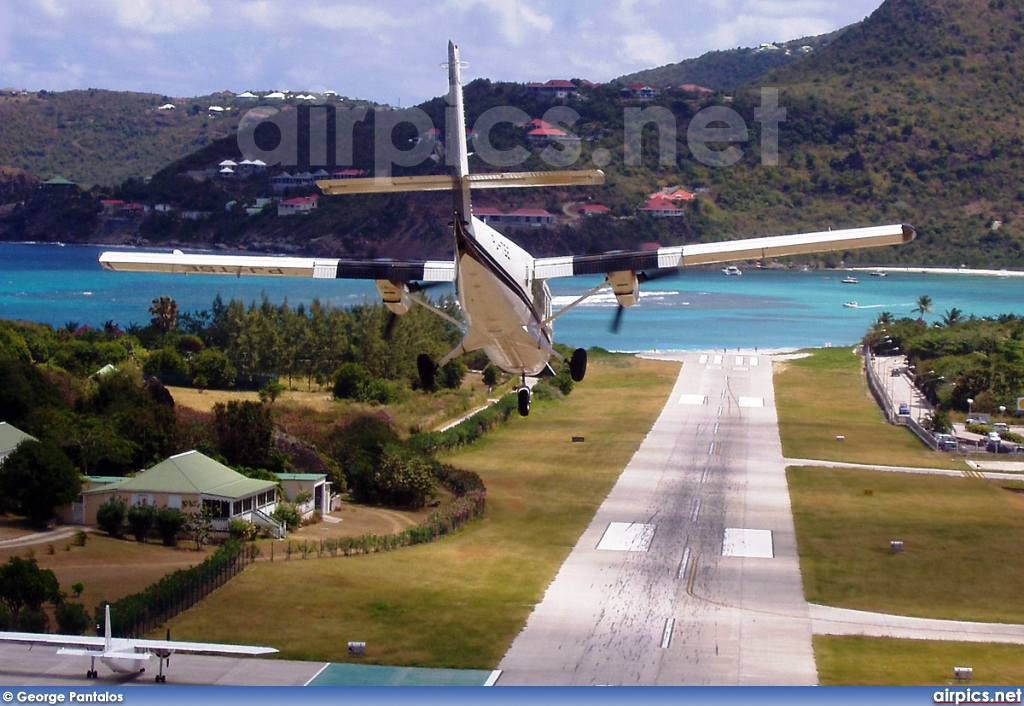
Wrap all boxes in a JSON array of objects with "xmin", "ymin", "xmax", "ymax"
[
  {"xmin": 717, "ymin": 406, "xmax": 723, "ymax": 417},
  {"xmin": 700, "ymin": 467, "xmax": 710, "ymax": 483},
  {"xmin": 712, "ymin": 423, "xmax": 719, "ymax": 434},
  {"xmin": 735, "ymin": 356, "xmax": 743, "ymax": 366},
  {"xmin": 722, "ymin": 528, "xmax": 774, "ymax": 558},
  {"xmin": 304, "ymin": 663, "xmax": 331, "ymax": 686},
  {"xmin": 737, "ymin": 397, "xmax": 764, "ymax": 408},
  {"xmin": 750, "ymin": 356, "xmax": 759, "ymax": 366},
  {"xmin": 677, "ymin": 547, "xmax": 691, "ymax": 579},
  {"xmin": 597, "ymin": 522, "xmax": 656, "ymax": 551},
  {"xmin": 678, "ymin": 394, "xmax": 707, "ymax": 405},
  {"xmin": 713, "ymin": 355, "xmax": 723, "ymax": 365},
  {"xmin": 686, "ymin": 554, "xmax": 699, "ymax": 596},
  {"xmin": 734, "ymin": 367, "xmax": 749, "ymax": 372},
  {"xmin": 698, "ymin": 354, "xmax": 708, "ymax": 364},
  {"xmin": 708, "ymin": 441, "xmax": 721, "ymax": 456},
  {"xmin": 660, "ymin": 618, "xmax": 675, "ymax": 648},
  {"xmin": 690, "ymin": 500, "xmax": 701, "ymax": 522}
]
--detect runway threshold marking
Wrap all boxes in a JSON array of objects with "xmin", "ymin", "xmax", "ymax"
[
  {"xmin": 698, "ymin": 354, "xmax": 708, "ymax": 364},
  {"xmin": 690, "ymin": 500, "xmax": 701, "ymax": 522},
  {"xmin": 678, "ymin": 394, "xmax": 707, "ymax": 405},
  {"xmin": 737, "ymin": 397, "xmax": 764, "ymax": 408},
  {"xmin": 597, "ymin": 522, "xmax": 656, "ymax": 551}
]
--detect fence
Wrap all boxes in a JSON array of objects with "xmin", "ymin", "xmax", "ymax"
[{"xmin": 98, "ymin": 540, "xmax": 259, "ymax": 638}]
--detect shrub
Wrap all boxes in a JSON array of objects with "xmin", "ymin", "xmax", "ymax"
[
  {"xmin": 189, "ymin": 348, "xmax": 236, "ymax": 389},
  {"xmin": 271, "ymin": 502, "xmax": 302, "ymax": 531},
  {"xmin": 228, "ymin": 518, "xmax": 258, "ymax": 541},
  {"xmin": 96, "ymin": 496, "xmax": 127, "ymax": 537},
  {"xmin": 154, "ymin": 506, "xmax": 185, "ymax": 547},
  {"xmin": 72, "ymin": 530, "xmax": 88, "ymax": 547},
  {"xmin": 143, "ymin": 348, "xmax": 186, "ymax": 376},
  {"xmin": 126, "ymin": 503, "xmax": 155, "ymax": 543},
  {"xmin": 15, "ymin": 607, "xmax": 48, "ymax": 632},
  {"xmin": 333, "ymin": 363, "xmax": 369, "ymax": 399}
]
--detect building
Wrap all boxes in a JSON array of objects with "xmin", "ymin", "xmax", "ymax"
[
  {"xmin": 640, "ymin": 196, "xmax": 684, "ymax": 218},
  {"xmin": 579, "ymin": 204, "xmax": 611, "ymax": 216},
  {"xmin": 78, "ymin": 450, "xmax": 279, "ymax": 533},
  {"xmin": 277, "ymin": 195, "xmax": 319, "ymax": 216},
  {"xmin": 620, "ymin": 84, "xmax": 661, "ymax": 100},
  {"xmin": 276, "ymin": 473, "xmax": 331, "ymax": 519},
  {"xmin": 0, "ymin": 422, "xmax": 36, "ymax": 465},
  {"xmin": 471, "ymin": 207, "xmax": 556, "ymax": 226},
  {"xmin": 526, "ymin": 80, "xmax": 579, "ymax": 100}
]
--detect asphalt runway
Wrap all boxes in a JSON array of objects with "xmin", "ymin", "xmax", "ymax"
[{"xmin": 496, "ymin": 351, "xmax": 816, "ymax": 685}]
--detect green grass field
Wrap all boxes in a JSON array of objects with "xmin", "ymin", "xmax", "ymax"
[
  {"xmin": 157, "ymin": 354, "xmax": 681, "ymax": 667},
  {"xmin": 774, "ymin": 347, "xmax": 964, "ymax": 469},
  {"xmin": 815, "ymin": 636, "xmax": 1024, "ymax": 686}
]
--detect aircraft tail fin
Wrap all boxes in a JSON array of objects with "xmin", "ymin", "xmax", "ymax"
[{"xmin": 104, "ymin": 604, "xmax": 112, "ymax": 651}]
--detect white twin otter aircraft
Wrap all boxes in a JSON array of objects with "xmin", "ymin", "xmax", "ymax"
[
  {"xmin": 100, "ymin": 41, "xmax": 914, "ymax": 416},
  {"xmin": 0, "ymin": 604, "xmax": 276, "ymax": 682}
]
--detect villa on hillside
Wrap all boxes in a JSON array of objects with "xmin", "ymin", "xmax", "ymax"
[
  {"xmin": 0, "ymin": 422, "xmax": 36, "ymax": 466},
  {"xmin": 526, "ymin": 79, "xmax": 579, "ymax": 100},
  {"xmin": 473, "ymin": 207, "xmax": 556, "ymax": 227}
]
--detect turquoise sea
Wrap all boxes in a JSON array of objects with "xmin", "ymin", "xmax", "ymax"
[{"xmin": 2, "ymin": 242, "xmax": 1022, "ymax": 352}]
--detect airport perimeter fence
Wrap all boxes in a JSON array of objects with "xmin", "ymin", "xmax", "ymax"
[
  {"xmin": 864, "ymin": 346, "xmax": 940, "ymax": 451},
  {"xmin": 97, "ymin": 539, "xmax": 258, "ymax": 638}
]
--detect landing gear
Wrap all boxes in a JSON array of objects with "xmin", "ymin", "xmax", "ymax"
[
  {"xmin": 86, "ymin": 669, "xmax": 97, "ymax": 679},
  {"xmin": 517, "ymin": 386, "xmax": 531, "ymax": 417},
  {"xmin": 570, "ymin": 348, "xmax": 587, "ymax": 382},
  {"xmin": 417, "ymin": 353, "xmax": 436, "ymax": 391},
  {"xmin": 155, "ymin": 674, "xmax": 166, "ymax": 683}
]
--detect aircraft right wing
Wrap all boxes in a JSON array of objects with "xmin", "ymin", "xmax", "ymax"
[{"xmin": 533, "ymin": 223, "xmax": 916, "ymax": 279}]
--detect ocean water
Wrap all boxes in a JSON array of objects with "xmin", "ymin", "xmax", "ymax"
[{"xmin": 1, "ymin": 242, "xmax": 1022, "ymax": 352}]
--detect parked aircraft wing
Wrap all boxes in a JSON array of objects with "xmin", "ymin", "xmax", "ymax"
[
  {"xmin": 533, "ymin": 223, "xmax": 916, "ymax": 279},
  {"xmin": 98, "ymin": 251, "xmax": 456, "ymax": 282},
  {"xmin": 0, "ymin": 632, "xmax": 105, "ymax": 650},
  {"xmin": 0, "ymin": 630, "xmax": 275, "ymax": 656}
]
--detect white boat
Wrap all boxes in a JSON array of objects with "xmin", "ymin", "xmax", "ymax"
[
  {"xmin": 843, "ymin": 301, "xmax": 859, "ymax": 308},
  {"xmin": 722, "ymin": 265, "xmax": 742, "ymax": 276},
  {"xmin": 870, "ymin": 271, "xmax": 886, "ymax": 277},
  {"xmin": 841, "ymin": 276, "xmax": 859, "ymax": 284}
]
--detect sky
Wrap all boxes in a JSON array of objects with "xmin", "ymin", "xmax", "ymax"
[{"xmin": 0, "ymin": 0, "xmax": 886, "ymax": 105}]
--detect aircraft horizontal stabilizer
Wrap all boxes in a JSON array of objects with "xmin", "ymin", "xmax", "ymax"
[{"xmin": 317, "ymin": 170, "xmax": 603, "ymax": 195}]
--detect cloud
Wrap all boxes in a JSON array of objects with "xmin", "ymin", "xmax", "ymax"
[{"xmin": 108, "ymin": 0, "xmax": 214, "ymax": 34}]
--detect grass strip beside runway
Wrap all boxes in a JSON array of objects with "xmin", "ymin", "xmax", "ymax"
[{"xmin": 154, "ymin": 353, "xmax": 680, "ymax": 669}]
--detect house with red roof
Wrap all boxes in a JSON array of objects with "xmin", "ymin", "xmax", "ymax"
[
  {"xmin": 277, "ymin": 195, "xmax": 319, "ymax": 216},
  {"xmin": 579, "ymin": 204, "xmax": 611, "ymax": 216},
  {"xmin": 526, "ymin": 79, "xmax": 579, "ymax": 100},
  {"xmin": 640, "ymin": 197, "xmax": 684, "ymax": 218}
]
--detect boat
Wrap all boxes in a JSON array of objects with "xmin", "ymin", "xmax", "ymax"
[
  {"xmin": 870, "ymin": 271, "xmax": 886, "ymax": 277},
  {"xmin": 722, "ymin": 265, "xmax": 742, "ymax": 276},
  {"xmin": 841, "ymin": 276, "xmax": 859, "ymax": 284},
  {"xmin": 843, "ymin": 301, "xmax": 859, "ymax": 308}
]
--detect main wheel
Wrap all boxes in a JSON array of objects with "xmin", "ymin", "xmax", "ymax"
[
  {"xmin": 570, "ymin": 348, "xmax": 587, "ymax": 382},
  {"xmin": 417, "ymin": 354, "xmax": 436, "ymax": 391},
  {"xmin": 518, "ymin": 387, "xmax": 531, "ymax": 417}
]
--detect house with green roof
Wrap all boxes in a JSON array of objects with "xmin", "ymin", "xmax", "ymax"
[
  {"xmin": 0, "ymin": 422, "xmax": 36, "ymax": 465},
  {"xmin": 81, "ymin": 450, "xmax": 279, "ymax": 534},
  {"xmin": 276, "ymin": 472, "xmax": 331, "ymax": 519}
]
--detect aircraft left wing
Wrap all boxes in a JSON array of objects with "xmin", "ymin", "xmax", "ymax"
[
  {"xmin": 533, "ymin": 223, "xmax": 916, "ymax": 279},
  {"xmin": 0, "ymin": 630, "xmax": 276, "ymax": 656},
  {"xmin": 98, "ymin": 251, "xmax": 455, "ymax": 283}
]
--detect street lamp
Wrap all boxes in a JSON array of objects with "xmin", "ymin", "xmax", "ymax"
[{"xmin": 967, "ymin": 397, "xmax": 974, "ymax": 421}]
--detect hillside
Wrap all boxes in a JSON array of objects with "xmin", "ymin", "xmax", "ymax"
[
  {"xmin": 615, "ymin": 31, "xmax": 843, "ymax": 92},
  {"xmin": 0, "ymin": 89, "xmax": 245, "ymax": 186},
  {"xmin": 4, "ymin": 0, "xmax": 1024, "ymax": 269}
]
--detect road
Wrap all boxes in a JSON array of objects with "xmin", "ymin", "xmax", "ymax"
[{"xmin": 496, "ymin": 351, "xmax": 816, "ymax": 685}]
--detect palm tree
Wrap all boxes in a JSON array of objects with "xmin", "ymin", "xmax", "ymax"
[
  {"xmin": 913, "ymin": 294, "xmax": 933, "ymax": 317},
  {"xmin": 875, "ymin": 311, "xmax": 894, "ymax": 328},
  {"xmin": 149, "ymin": 296, "xmax": 178, "ymax": 343},
  {"xmin": 941, "ymin": 307, "xmax": 963, "ymax": 327}
]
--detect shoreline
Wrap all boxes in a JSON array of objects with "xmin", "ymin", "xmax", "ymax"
[{"xmin": 847, "ymin": 265, "xmax": 1024, "ymax": 278}]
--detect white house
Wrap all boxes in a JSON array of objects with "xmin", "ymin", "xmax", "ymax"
[{"xmin": 0, "ymin": 422, "xmax": 36, "ymax": 465}]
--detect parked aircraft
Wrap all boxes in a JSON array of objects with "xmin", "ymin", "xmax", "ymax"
[
  {"xmin": 0, "ymin": 604, "xmax": 277, "ymax": 682},
  {"xmin": 99, "ymin": 41, "xmax": 915, "ymax": 416}
]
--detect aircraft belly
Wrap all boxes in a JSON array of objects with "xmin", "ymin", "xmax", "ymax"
[{"xmin": 458, "ymin": 254, "xmax": 548, "ymax": 376}]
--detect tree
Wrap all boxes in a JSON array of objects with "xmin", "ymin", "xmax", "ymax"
[
  {"xmin": 213, "ymin": 400, "xmax": 274, "ymax": 469},
  {"xmin": 258, "ymin": 379, "xmax": 284, "ymax": 405},
  {"xmin": 373, "ymin": 447, "xmax": 435, "ymax": 509},
  {"xmin": 914, "ymin": 295, "xmax": 933, "ymax": 317},
  {"xmin": 0, "ymin": 557, "xmax": 60, "ymax": 622},
  {"xmin": 55, "ymin": 602, "xmax": 91, "ymax": 635},
  {"xmin": 182, "ymin": 501, "xmax": 214, "ymax": 551},
  {"xmin": 96, "ymin": 496, "xmax": 127, "ymax": 537},
  {"xmin": 149, "ymin": 296, "xmax": 179, "ymax": 342},
  {"xmin": 941, "ymin": 307, "xmax": 963, "ymax": 326},
  {"xmin": 190, "ymin": 348, "xmax": 236, "ymax": 389},
  {"xmin": 333, "ymin": 362, "xmax": 369, "ymax": 399},
  {"xmin": 0, "ymin": 439, "xmax": 81, "ymax": 528}
]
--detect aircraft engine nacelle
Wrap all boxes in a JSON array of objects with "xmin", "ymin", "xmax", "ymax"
[
  {"xmin": 375, "ymin": 280, "xmax": 412, "ymax": 315},
  {"xmin": 607, "ymin": 270, "xmax": 640, "ymax": 308}
]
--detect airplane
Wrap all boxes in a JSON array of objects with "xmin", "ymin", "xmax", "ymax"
[
  {"xmin": 98, "ymin": 41, "xmax": 916, "ymax": 417},
  {"xmin": 0, "ymin": 603, "xmax": 277, "ymax": 683}
]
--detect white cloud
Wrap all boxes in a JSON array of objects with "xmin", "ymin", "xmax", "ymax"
[
  {"xmin": 619, "ymin": 31, "xmax": 678, "ymax": 69},
  {"xmin": 108, "ymin": 0, "xmax": 214, "ymax": 34}
]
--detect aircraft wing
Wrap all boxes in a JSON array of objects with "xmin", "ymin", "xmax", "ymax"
[
  {"xmin": 125, "ymin": 638, "xmax": 277, "ymax": 656},
  {"xmin": 533, "ymin": 223, "xmax": 916, "ymax": 279},
  {"xmin": 0, "ymin": 631, "xmax": 105, "ymax": 650},
  {"xmin": 98, "ymin": 251, "xmax": 455, "ymax": 283}
]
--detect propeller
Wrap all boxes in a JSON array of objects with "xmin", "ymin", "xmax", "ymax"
[
  {"xmin": 382, "ymin": 281, "xmax": 447, "ymax": 340},
  {"xmin": 608, "ymin": 268, "xmax": 681, "ymax": 334}
]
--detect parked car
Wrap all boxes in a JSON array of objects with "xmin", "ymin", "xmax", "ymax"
[
  {"xmin": 898, "ymin": 403, "xmax": 910, "ymax": 415},
  {"xmin": 993, "ymin": 422, "xmax": 1010, "ymax": 432}
]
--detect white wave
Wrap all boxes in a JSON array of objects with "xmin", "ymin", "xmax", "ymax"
[{"xmin": 551, "ymin": 290, "xmax": 681, "ymax": 308}]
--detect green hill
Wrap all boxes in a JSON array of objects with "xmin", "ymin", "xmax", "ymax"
[{"xmin": 615, "ymin": 31, "xmax": 842, "ymax": 92}]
